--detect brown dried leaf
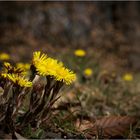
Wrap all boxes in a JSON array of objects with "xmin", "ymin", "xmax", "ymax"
[
  {"xmin": 75, "ymin": 119, "xmax": 94, "ymax": 132},
  {"xmin": 83, "ymin": 116, "xmax": 137, "ymax": 138}
]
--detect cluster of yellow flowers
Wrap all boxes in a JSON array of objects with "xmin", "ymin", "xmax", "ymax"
[
  {"xmin": 1, "ymin": 62, "xmax": 32, "ymax": 87},
  {"xmin": 32, "ymin": 51, "xmax": 76, "ymax": 85},
  {"xmin": 0, "ymin": 51, "xmax": 76, "ymax": 87}
]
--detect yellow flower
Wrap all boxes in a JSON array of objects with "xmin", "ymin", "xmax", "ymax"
[
  {"xmin": 84, "ymin": 68, "xmax": 93, "ymax": 76},
  {"xmin": 7, "ymin": 74, "xmax": 32, "ymax": 87},
  {"xmin": 4, "ymin": 62, "xmax": 12, "ymax": 70},
  {"xmin": 36, "ymin": 57, "xmax": 76, "ymax": 85},
  {"xmin": 16, "ymin": 62, "xmax": 30, "ymax": 70},
  {"xmin": 24, "ymin": 63, "xmax": 30, "ymax": 70},
  {"xmin": 35, "ymin": 58, "xmax": 62, "ymax": 76},
  {"xmin": 0, "ymin": 53, "xmax": 10, "ymax": 60},
  {"xmin": 3, "ymin": 62, "xmax": 25, "ymax": 75},
  {"xmin": 32, "ymin": 51, "xmax": 49, "ymax": 75},
  {"xmin": 0, "ymin": 73, "xmax": 9, "ymax": 79},
  {"xmin": 122, "ymin": 73, "xmax": 133, "ymax": 81},
  {"xmin": 55, "ymin": 66, "xmax": 76, "ymax": 85},
  {"xmin": 32, "ymin": 51, "xmax": 47, "ymax": 67},
  {"xmin": 32, "ymin": 51, "xmax": 76, "ymax": 85},
  {"xmin": 74, "ymin": 49, "xmax": 86, "ymax": 57},
  {"xmin": 7, "ymin": 74, "xmax": 17, "ymax": 83}
]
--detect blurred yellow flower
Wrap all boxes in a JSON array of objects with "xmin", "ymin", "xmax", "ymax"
[
  {"xmin": 84, "ymin": 68, "xmax": 93, "ymax": 76},
  {"xmin": 7, "ymin": 74, "xmax": 32, "ymax": 87},
  {"xmin": 122, "ymin": 73, "xmax": 133, "ymax": 81},
  {"xmin": 0, "ymin": 53, "xmax": 10, "ymax": 61},
  {"xmin": 74, "ymin": 49, "xmax": 86, "ymax": 57},
  {"xmin": 4, "ymin": 62, "xmax": 12, "ymax": 70},
  {"xmin": 16, "ymin": 63, "xmax": 30, "ymax": 70},
  {"xmin": 0, "ymin": 73, "xmax": 9, "ymax": 79}
]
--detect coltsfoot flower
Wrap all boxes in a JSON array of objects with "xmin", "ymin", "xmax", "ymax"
[
  {"xmin": 74, "ymin": 49, "xmax": 86, "ymax": 57},
  {"xmin": 16, "ymin": 63, "xmax": 30, "ymax": 71},
  {"xmin": 0, "ymin": 53, "xmax": 10, "ymax": 61},
  {"xmin": 0, "ymin": 73, "xmax": 9, "ymax": 79},
  {"xmin": 55, "ymin": 66, "xmax": 76, "ymax": 85},
  {"xmin": 31, "ymin": 51, "xmax": 48, "ymax": 75},
  {"xmin": 4, "ymin": 62, "xmax": 12, "ymax": 70},
  {"xmin": 122, "ymin": 73, "xmax": 133, "ymax": 81},
  {"xmin": 35, "ymin": 57, "xmax": 62, "ymax": 76},
  {"xmin": 3, "ymin": 62, "xmax": 25, "ymax": 75},
  {"xmin": 84, "ymin": 68, "xmax": 93, "ymax": 76},
  {"xmin": 7, "ymin": 74, "xmax": 32, "ymax": 87},
  {"xmin": 32, "ymin": 51, "xmax": 76, "ymax": 85},
  {"xmin": 32, "ymin": 51, "xmax": 47, "ymax": 67}
]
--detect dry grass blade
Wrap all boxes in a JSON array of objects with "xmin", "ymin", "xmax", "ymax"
[{"xmin": 83, "ymin": 116, "xmax": 138, "ymax": 138}]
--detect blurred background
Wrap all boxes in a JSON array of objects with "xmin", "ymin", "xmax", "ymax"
[
  {"xmin": 0, "ymin": 1, "xmax": 140, "ymax": 72},
  {"xmin": 0, "ymin": 0, "xmax": 140, "ymax": 124}
]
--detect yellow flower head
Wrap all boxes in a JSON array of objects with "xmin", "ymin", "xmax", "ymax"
[
  {"xmin": 122, "ymin": 73, "xmax": 133, "ymax": 81},
  {"xmin": 16, "ymin": 63, "xmax": 30, "ymax": 70},
  {"xmin": 35, "ymin": 57, "xmax": 76, "ymax": 84},
  {"xmin": 32, "ymin": 51, "xmax": 76, "ymax": 85},
  {"xmin": 7, "ymin": 74, "xmax": 32, "ymax": 87},
  {"xmin": 0, "ymin": 73, "xmax": 9, "ymax": 79},
  {"xmin": 55, "ymin": 66, "xmax": 76, "ymax": 85},
  {"xmin": 35, "ymin": 58, "xmax": 63, "ymax": 76},
  {"xmin": 4, "ymin": 62, "xmax": 12, "ymax": 70},
  {"xmin": 74, "ymin": 49, "xmax": 86, "ymax": 57},
  {"xmin": 3, "ymin": 62, "xmax": 25, "ymax": 75},
  {"xmin": 32, "ymin": 51, "xmax": 47, "ymax": 67},
  {"xmin": 84, "ymin": 68, "xmax": 93, "ymax": 76},
  {"xmin": 0, "ymin": 53, "xmax": 10, "ymax": 61}
]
